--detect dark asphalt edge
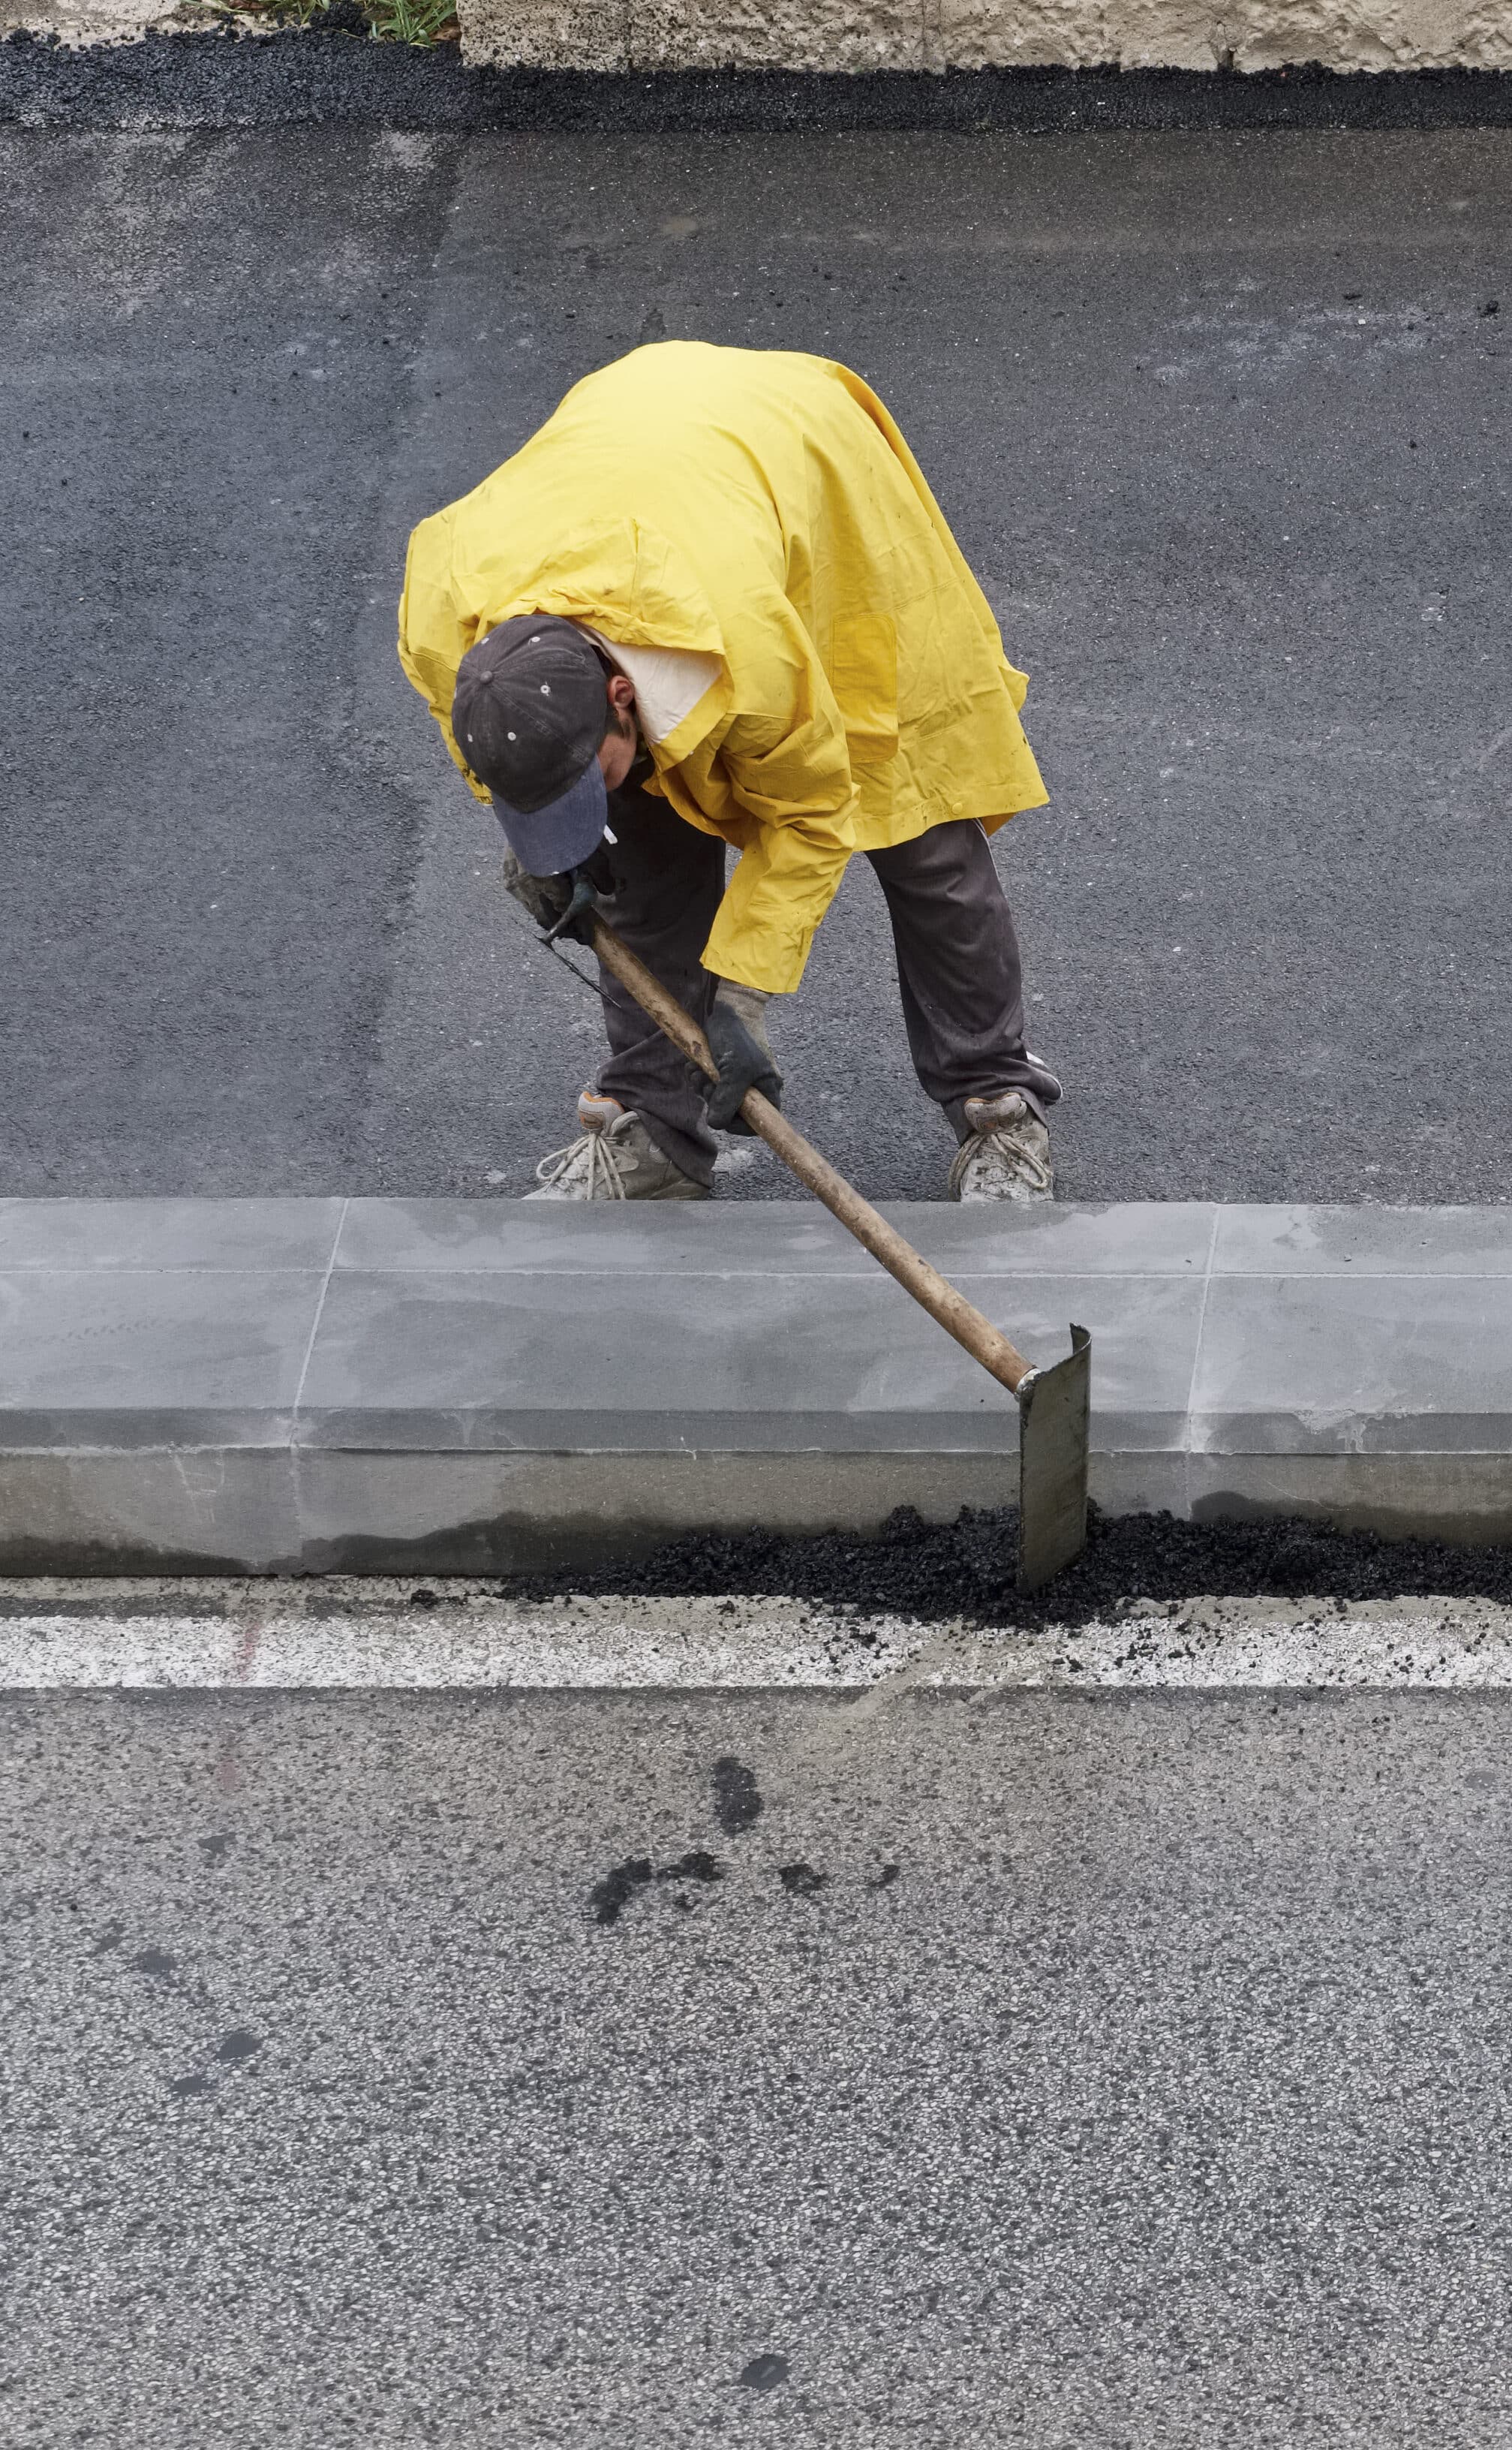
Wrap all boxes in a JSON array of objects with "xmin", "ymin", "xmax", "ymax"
[
  {"xmin": 4, "ymin": 33, "xmax": 1512, "ymax": 132},
  {"xmin": 503, "ymin": 1503, "xmax": 1512, "ymax": 1631}
]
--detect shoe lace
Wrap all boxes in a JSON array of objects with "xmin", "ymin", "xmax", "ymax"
[
  {"xmin": 533, "ymin": 1127, "xmax": 629, "ymax": 1199},
  {"xmin": 948, "ymin": 1121, "xmax": 1054, "ymax": 1199}
]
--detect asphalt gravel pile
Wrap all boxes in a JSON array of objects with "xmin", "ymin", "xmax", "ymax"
[
  {"xmin": 2, "ymin": 32, "xmax": 1510, "ymax": 132},
  {"xmin": 507, "ymin": 1506, "xmax": 1512, "ymax": 1628}
]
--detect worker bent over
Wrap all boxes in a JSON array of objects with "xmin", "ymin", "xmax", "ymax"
[{"xmin": 399, "ymin": 342, "xmax": 1060, "ymax": 1202}]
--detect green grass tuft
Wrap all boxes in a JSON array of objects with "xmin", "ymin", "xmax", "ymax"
[
  {"xmin": 362, "ymin": 0, "xmax": 459, "ymax": 41},
  {"xmin": 208, "ymin": 0, "xmax": 461, "ymax": 48}
]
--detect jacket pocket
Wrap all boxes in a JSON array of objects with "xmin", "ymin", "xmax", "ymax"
[{"xmin": 828, "ymin": 614, "xmax": 898, "ymax": 765}]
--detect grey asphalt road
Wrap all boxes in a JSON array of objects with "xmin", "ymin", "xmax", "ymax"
[
  {"xmin": 2, "ymin": 125, "xmax": 1509, "ymax": 1202},
  {"xmin": 7, "ymin": 1684, "xmax": 1512, "ymax": 2446}
]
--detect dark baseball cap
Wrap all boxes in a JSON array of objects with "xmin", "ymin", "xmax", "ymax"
[{"xmin": 452, "ymin": 613, "xmax": 612, "ymax": 876}]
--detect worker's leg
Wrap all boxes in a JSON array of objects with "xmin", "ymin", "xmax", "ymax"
[
  {"xmin": 865, "ymin": 817, "xmax": 1061, "ymax": 1138},
  {"xmin": 591, "ymin": 778, "xmax": 726, "ymax": 1187}
]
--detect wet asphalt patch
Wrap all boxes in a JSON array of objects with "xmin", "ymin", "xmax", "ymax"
[{"xmin": 503, "ymin": 1505, "xmax": 1512, "ymax": 1631}]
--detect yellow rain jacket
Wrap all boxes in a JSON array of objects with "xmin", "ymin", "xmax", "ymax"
[{"xmin": 398, "ymin": 343, "xmax": 1048, "ymax": 995}]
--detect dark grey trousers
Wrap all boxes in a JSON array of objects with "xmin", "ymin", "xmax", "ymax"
[{"xmin": 591, "ymin": 782, "xmax": 1060, "ymax": 1187}]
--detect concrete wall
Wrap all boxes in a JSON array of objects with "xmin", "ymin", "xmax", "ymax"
[
  {"xmin": 0, "ymin": 0, "xmax": 195, "ymax": 41},
  {"xmin": 5, "ymin": 0, "xmax": 1504, "ymax": 66},
  {"xmin": 459, "ymin": 0, "xmax": 1512, "ymax": 74}
]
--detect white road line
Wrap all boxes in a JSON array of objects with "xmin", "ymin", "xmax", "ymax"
[{"xmin": 4, "ymin": 1587, "xmax": 1512, "ymax": 1690}]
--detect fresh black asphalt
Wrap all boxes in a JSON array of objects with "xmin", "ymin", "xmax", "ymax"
[
  {"xmin": 3, "ymin": 73, "xmax": 1509, "ymax": 1201},
  {"xmin": 510, "ymin": 1501, "xmax": 1512, "ymax": 1627},
  {"xmin": 6, "ymin": 37, "xmax": 1512, "ymax": 135}
]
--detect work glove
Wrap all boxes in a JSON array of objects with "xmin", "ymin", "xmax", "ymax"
[
  {"xmin": 705, "ymin": 980, "xmax": 783, "ymax": 1133},
  {"xmin": 500, "ymin": 848, "xmax": 596, "ymax": 945}
]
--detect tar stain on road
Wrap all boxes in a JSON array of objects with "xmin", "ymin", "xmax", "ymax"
[
  {"xmin": 591, "ymin": 1857, "xmax": 653, "ymax": 1927},
  {"xmin": 738, "ymin": 2353, "xmax": 790, "ymax": 2392},
  {"xmin": 590, "ymin": 1850, "xmax": 724, "ymax": 1928},
  {"xmin": 711, "ymin": 1755, "xmax": 763, "ymax": 1837},
  {"xmin": 777, "ymin": 1862, "xmax": 829, "ymax": 1898}
]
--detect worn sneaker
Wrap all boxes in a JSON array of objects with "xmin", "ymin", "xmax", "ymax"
[
  {"xmin": 947, "ymin": 1091, "xmax": 1054, "ymax": 1203},
  {"xmin": 525, "ymin": 1091, "xmax": 710, "ymax": 1202}
]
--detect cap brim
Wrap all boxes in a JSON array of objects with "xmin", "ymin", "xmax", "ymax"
[{"xmin": 490, "ymin": 760, "xmax": 608, "ymax": 876}]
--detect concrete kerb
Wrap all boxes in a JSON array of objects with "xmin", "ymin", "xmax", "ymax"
[
  {"xmin": 458, "ymin": 0, "xmax": 1512, "ymax": 80},
  {"xmin": 1, "ymin": 1196, "xmax": 1509, "ymax": 1574}
]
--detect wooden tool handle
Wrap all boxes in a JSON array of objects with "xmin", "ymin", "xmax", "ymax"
[{"xmin": 590, "ymin": 916, "xmax": 1035, "ymax": 1398}]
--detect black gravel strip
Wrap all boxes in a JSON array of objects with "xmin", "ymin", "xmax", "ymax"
[
  {"xmin": 504, "ymin": 1506, "xmax": 1512, "ymax": 1629},
  {"xmin": 4, "ymin": 32, "xmax": 1512, "ymax": 134}
]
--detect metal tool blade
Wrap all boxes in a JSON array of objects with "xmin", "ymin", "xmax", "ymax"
[{"xmin": 1015, "ymin": 1323, "xmax": 1091, "ymax": 1594}]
